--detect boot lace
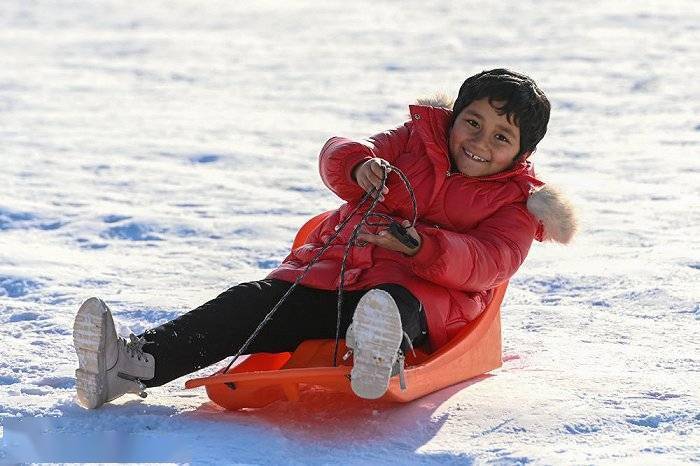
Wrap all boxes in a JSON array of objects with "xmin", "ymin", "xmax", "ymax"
[{"xmin": 121, "ymin": 334, "xmax": 149, "ymax": 363}]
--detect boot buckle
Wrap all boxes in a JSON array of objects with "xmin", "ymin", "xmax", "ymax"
[
  {"xmin": 117, "ymin": 372, "xmax": 148, "ymax": 398},
  {"xmin": 137, "ymin": 380, "xmax": 148, "ymax": 398},
  {"xmin": 396, "ymin": 352, "xmax": 407, "ymax": 391}
]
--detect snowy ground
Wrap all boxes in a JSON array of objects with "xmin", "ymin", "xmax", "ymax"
[{"xmin": 1, "ymin": 0, "xmax": 699, "ymax": 464}]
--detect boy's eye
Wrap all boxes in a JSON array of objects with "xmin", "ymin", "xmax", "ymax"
[
  {"xmin": 496, "ymin": 134, "xmax": 510, "ymax": 144},
  {"xmin": 466, "ymin": 119, "xmax": 479, "ymax": 128}
]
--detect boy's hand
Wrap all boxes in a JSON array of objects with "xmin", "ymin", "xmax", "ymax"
[
  {"xmin": 352, "ymin": 158, "xmax": 391, "ymax": 201},
  {"xmin": 357, "ymin": 220, "xmax": 422, "ymax": 256}
]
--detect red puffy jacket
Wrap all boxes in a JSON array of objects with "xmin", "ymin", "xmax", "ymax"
[{"xmin": 268, "ymin": 105, "xmax": 544, "ymax": 350}]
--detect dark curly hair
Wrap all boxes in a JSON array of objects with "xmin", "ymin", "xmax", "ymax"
[{"xmin": 450, "ymin": 69, "xmax": 550, "ymax": 160}]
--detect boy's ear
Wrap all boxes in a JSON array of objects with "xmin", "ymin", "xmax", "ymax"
[{"xmin": 512, "ymin": 149, "xmax": 535, "ymax": 164}]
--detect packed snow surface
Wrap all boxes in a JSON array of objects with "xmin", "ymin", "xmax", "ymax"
[{"xmin": 1, "ymin": 0, "xmax": 699, "ymax": 464}]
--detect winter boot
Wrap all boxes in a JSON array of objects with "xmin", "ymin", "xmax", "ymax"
[
  {"xmin": 73, "ymin": 297, "xmax": 155, "ymax": 409},
  {"xmin": 345, "ymin": 289, "xmax": 404, "ymax": 399}
]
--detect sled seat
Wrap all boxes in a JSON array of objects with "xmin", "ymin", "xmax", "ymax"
[{"xmin": 185, "ymin": 211, "xmax": 505, "ymax": 410}]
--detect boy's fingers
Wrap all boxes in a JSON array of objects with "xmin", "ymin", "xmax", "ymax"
[
  {"xmin": 357, "ymin": 177, "xmax": 370, "ymax": 193},
  {"xmin": 369, "ymin": 162, "xmax": 384, "ymax": 176},
  {"xmin": 366, "ymin": 172, "xmax": 390, "ymax": 194},
  {"xmin": 375, "ymin": 158, "xmax": 391, "ymax": 170},
  {"xmin": 357, "ymin": 231, "xmax": 405, "ymax": 252},
  {"xmin": 370, "ymin": 161, "xmax": 391, "ymax": 178},
  {"xmin": 357, "ymin": 232, "xmax": 385, "ymax": 243},
  {"xmin": 357, "ymin": 166, "xmax": 388, "ymax": 200},
  {"xmin": 356, "ymin": 232, "xmax": 378, "ymax": 244},
  {"xmin": 366, "ymin": 176, "xmax": 387, "ymax": 197},
  {"xmin": 359, "ymin": 175, "xmax": 378, "ymax": 194},
  {"xmin": 366, "ymin": 171, "xmax": 381, "ymax": 187},
  {"xmin": 358, "ymin": 183, "xmax": 384, "ymax": 201},
  {"xmin": 360, "ymin": 179, "xmax": 378, "ymax": 195}
]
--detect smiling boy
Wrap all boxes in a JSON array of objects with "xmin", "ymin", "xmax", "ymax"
[{"xmin": 73, "ymin": 68, "xmax": 577, "ymax": 408}]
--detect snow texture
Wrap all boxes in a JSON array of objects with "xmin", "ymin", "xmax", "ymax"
[{"xmin": 1, "ymin": 0, "xmax": 699, "ymax": 464}]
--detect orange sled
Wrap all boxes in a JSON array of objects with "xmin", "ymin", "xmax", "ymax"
[{"xmin": 185, "ymin": 212, "xmax": 506, "ymax": 409}]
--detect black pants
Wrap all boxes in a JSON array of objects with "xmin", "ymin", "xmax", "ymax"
[{"xmin": 140, "ymin": 279, "xmax": 427, "ymax": 387}]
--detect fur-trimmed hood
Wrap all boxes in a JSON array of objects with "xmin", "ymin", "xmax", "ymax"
[{"xmin": 416, "ymin": 95, "xmax": 578, "ymax": 244}]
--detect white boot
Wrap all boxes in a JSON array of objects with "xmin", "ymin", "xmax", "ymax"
[
  {"xmin": 346, "ymin": 289, "xmax": 404, "ymax": 399},
  {"xmin": 73, "ymin": 297, "xmax": 155, "ymax": 409}
]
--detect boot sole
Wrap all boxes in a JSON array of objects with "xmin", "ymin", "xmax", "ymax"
[
  {"xmin": 350, "ymin": 289, "xmax": 403, "ymax": 400},
  {"xmin": 73, "ymin": 297, "xmax": 109, "ymax": 409}
]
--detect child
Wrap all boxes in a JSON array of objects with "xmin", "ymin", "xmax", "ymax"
[{"xmin": 73, "ymin": 68, "xmax": 576, "ymax": 409}]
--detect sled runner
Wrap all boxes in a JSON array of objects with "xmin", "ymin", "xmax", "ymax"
[{"xmin": 185, "ymin": 212, "xmax": 506, "ymax": 410}]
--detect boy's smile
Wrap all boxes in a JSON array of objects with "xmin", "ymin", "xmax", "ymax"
[{"xmin": 448, "ymin": 98, "xmax": 529, "ymax": 177}]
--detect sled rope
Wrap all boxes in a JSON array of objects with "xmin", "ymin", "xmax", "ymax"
[
  {"xmin": 221, "ymin": 164, "xmax": 417, "ymax": 374},
  {"xmin": 332, "ymin": 165, "xmax": 417, "ymax": 365}
]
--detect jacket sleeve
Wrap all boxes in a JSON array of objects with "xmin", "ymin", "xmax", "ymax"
[
  {"xmin": 319, "ymin": 122, "xmax": 411, "ymax": 201},
  {"xmin": 409, "ymin": 203, "xmax": 537, "ymax": 291}
]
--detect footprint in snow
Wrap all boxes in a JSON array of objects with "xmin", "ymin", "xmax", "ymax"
[
  {"xmin": 0, "ymin": 374, "xmax": 20, "ymax": 385},
  {"xmin": 0, "ymin": 207, "xmax": 64, "ymax": 231},
  {"xmin": 626, "ymin": 412, "xmax": 681, "ymax": 428},
  {"xmin": 101, "ymin": 222, "xmax": 163, "ymax": 241},
  {"xmin": 0, "ymin": 207, "xmax": 35, "ymax": 230},
  {"xmin": 0, "ymin": 276, "xmax": 41, "ymax": 298},
  {"xmin": 7, "ymin": 311, "xmax": 43, "ymax": 322}
]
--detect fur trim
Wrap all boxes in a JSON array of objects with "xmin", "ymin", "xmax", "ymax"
[
  {"xmin": 527, "ymin": 185, "xmax": 578, "ymax": 244},
  {"xmin": 416, "ymin": 93, "xmax": 453, "ymax": 109}
]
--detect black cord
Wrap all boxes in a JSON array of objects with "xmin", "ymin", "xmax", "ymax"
[
  {"xmin": 220, "ymin": 163, "xmax": 418, "ymax": 374},
  {"xmin": 332, "ymin": 166, "xmax": 390, "ymax": 365}
]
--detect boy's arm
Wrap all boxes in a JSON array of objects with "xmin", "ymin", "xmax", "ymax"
[
  {"xmin": 319, "ymin": 122, "xmax": 411, "ymax": 201},
  {"xmin": 409, "ymin": 203, "xmax": 537, "ymax": 291}
]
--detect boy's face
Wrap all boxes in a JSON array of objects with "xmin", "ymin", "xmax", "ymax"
[{"xmin": 448, "ymin": 98, "xmax": 529, "ymax": 177}]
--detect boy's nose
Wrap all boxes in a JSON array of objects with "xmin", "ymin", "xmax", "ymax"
[
  {"xmin": 470, "ymin": 129, "xmax": 485, "ymax": 141},
  {"xmin": 470, "ymin": 132, "xmax": 488, "ymax": 151}
]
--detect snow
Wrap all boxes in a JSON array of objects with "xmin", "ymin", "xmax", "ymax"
[{"xmin": 1, "ymin": 0, "xmax": 699, "ymax": 463}]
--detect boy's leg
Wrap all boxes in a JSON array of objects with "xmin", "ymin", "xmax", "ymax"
[
  {"xmin": 374, "ymin": 284, "xmax": 428, "ymax": 350},
  {"xmin": 141, "ymin": 279, "xmax": 296, "ymax": 387},
  {"xmin": 139, "ymin": 279, "xmax": 427, "ymax": 387},
  {"xmin": 346, "ymin": 284, "xmax": 427, "ymax": 399},
  {"xmin": 141, "ymin": 279, "xmax": 367, "ymax": 387},
  {"xmin": 74, "ymin": 279, "xmax": 316, "ymax": 407},
  {"xmin": 74, "ymin": 279, "xmax": 428, "ymax": 407}
]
